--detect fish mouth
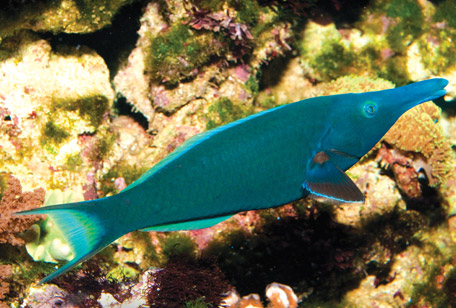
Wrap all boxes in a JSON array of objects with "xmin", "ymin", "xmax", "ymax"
[
  {"xmin": 416, "ymin": 89, "xmax": 447, "ymax": 104},
  {"xmin": 399, "ymin": 78, "xmax": 448, "ymax": 114}
]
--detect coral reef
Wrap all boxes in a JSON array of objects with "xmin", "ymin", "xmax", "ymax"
[
  {"xmin": 331, "ymin": 160, "xmax": 404, "ymax": 228},
  {"xmin": 0, "ymin": 30, "xmax": 114, "ymax": 192},
  {"xmin": 114, "ymin": 0, "xmax": 292, "ymax": 125},
  {"xmin": 344, "ymin": 224, "xmax": 456, "ymax": 307},
  {"xmin": 296, "ymin": 0, "xmax": 456, "ymax": 90},
  {"xmin": 299, "ymin": 21, "xmax": 356, "ymax": 82},
  {"xmin": 0, "ymin": 0, "xmax": 134, "ymax": 41},
  {"xmin": 23, "ymin": 284, "xmax": 69, "ymax": 308},
  {"xmin": 112, "ymin": 2, "xmax": 166, "ymax": 121}
]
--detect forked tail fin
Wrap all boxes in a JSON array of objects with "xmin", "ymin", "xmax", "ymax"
[{"xmin": 15, "ymin": 198, "xmax": 117, "ymax": 284}]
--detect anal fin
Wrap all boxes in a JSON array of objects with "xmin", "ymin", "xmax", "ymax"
[{"xmin": 141, "ymin": 215, "xmax": 232, "ymax": 232}]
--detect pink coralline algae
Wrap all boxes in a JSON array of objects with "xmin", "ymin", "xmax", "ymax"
[
  {"xmin": 377, "ymin": 144, "xmax": 423, "ymax": 199},
  {"xmin": 189, "ymin": 9, "xmax": 254, "ymax": 42},
  {"xmin": 188, "ymin": 7, "xmax": 254, "ymax": 59}
]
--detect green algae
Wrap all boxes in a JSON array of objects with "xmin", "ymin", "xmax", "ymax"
[
  {"xmin": 52, "ymin": 95, "xmax": 109, "ymax": 128},
  {"xmin": 0, "ymin": 173, "xmax": 8, "ymax": 200},
  {"xmin": 101, "ymin": 161, "xmax": 149, "ymax": 196},
  {"xmin": 419, "ymin": 27, "xmax": 456, "ymax": 74},
  {"xmin": 0, "ymin": 1, "xmax": 58, "ymax": 41},
  {"xmin": 106, "ymin": 264, "xmax": 139, "ymax": 282},
  {"xmin": 205, "ymin": 97, "xmax": 254, "ymax": 130},
  {"xmin": 0, "ymin": 0, "xmax": 134, "ymax": 41},
  {"xmin": 406, "ymin": 256, "xmax": 454, "ymax": 307},
  {"xmin": 319, "ymin": 75, "xmax": 395, "ymax": 96},
  {"xmin": 380, "ymin": 56, "xmax": 409, "ymax": 86},
  {"xmin": 433, "ymin": 0, "xmax": 456, "ymax": 29},
  {"xmin": 184, "ymin": 297, "xmax": 213, "ymax": 308},
  {"xmin": 227, "ymin": 0, "xmax": 261, "ymax": 25},
  {"xmin": 299, "ymin": 22, "xmax": 356, "ymax": 82},
  {"xmin": 197, "ymin": 0, "xmax": 261, "ymax": 25},
  {"xmin": 257, "ymin": 96, "xmax": 277, "ymax": 109},
  {"xmin": 302, "ymin": 300, "xmax": 353, "ymax": 308},
  {"xmin": 132, "ymin": 231, "xmax": 161, "ymax": 269},
  {"xmin": 64, "ymin": 152, "xmax": 83, "ymax": 172},
  {"xmin": 40, "ymin": 119, "xmax": 70, "ymax": 146},
  {"xmin": 161, "ymin": 233, "xmax": 198, "ymax": 262},
  {"xmin": 443, "ymin": 267, "xmax": 456, "ymax": 308},
  {"xmin": 245, "ymin": 73, "xmax": 260, "ymax": 96},
  {"xmin": 384, "ymin": 0, "xmax": 424, "ymax": 52},
  {"xmin": 310, "ymin": 41, "xmax": 355, "ymax": 81},
  {"xmin": 114, "ymin": 231, "xmax": 160, "ymax": 272},
  {"xmin": 146, "ymin": 23, "xmax": 220, "ymax": 86},
  {"xmin": 40, "ymin": 95, "xmax": 110, "ymax": 152},
  {"xmin": 73, "ymin": 0, "xmax": 135, "ymax": 29},
  {"xmin": 87, "ymin": 129, "xmax": 117, "ymax": 164}
]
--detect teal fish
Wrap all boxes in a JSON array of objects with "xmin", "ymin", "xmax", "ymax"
[{"xmin": 17, "ymin": 78, "xmax": 448, "ymax": 283}]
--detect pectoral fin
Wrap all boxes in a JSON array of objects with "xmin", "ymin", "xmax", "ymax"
[{"xmin": 303, "ymin": 152, "xmax": 364, "ymax": 203}]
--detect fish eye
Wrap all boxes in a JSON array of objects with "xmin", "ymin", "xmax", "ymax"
[{"xmin": 363, "ymin": 101, "xmax": 378, "ymax": 118}]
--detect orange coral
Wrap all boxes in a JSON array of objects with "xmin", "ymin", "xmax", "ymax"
[
  {"xmin": 239, "ymin": 294, "xmax": 263, "ymax": 308},
  {"xmin": 0, "ymin": 176, "xmax": 45, "ymax": 246},
  {"xmin": 383, "ymin": 101, "xmax": 453, "ymax": 186},
  {"xmin": 265, "ymin": 283, "xmax": 298, "ymax": 308},
  {"xmin": 220, "ymin": 282, "xmax": 299, "ymax": 308}
]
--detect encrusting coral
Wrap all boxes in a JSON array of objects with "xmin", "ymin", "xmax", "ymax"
[
  {"xmin": 382, "ymin": 101, "xmax": 453, "ymax": 188},
  {"xmin": 318, "ymin": 75, "xmax": 395, "ymax": 95},
  {"xmin": 0, "ymin": 176, "xmax": 44, "ymax": 246}
]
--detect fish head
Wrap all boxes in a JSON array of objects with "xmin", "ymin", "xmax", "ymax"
[{"xmin": 321, "ymin": 78, "xmax": 448, "ymax": 168}]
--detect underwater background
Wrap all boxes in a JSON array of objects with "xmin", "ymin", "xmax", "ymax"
[{"xmin": 1, "ymin": 0, "xmax": 456, "ymax": 307}]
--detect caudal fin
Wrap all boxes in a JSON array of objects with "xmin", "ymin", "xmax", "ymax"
[{"xmin": 15, "ymin": 198, "xmax": 116, "ymax": 284}]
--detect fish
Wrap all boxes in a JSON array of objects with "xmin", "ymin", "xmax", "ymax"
[{"xmin": 16, "ymin": 78, "xmax": 449, "ymax": 284}]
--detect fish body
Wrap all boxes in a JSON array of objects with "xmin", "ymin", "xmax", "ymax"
[{"xmin": 17, "ymin": 78, "xmax": 449, "ymax": 283}]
